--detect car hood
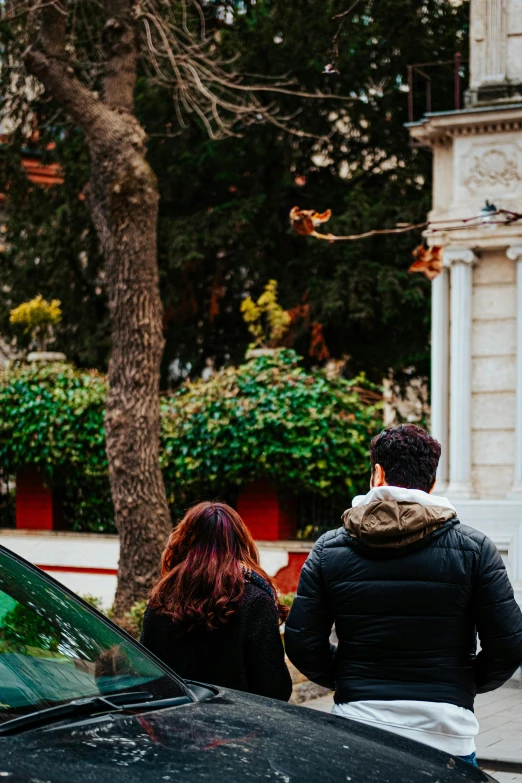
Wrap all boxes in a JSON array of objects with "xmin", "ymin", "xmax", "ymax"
[{"xmin": 0, "ymin": 688, "xmax": 491, "ymax": 783}]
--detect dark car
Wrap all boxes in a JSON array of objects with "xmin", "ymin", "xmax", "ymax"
[{"xmin": 0, "ymin": 544, "xmax": 492, "ymax": 783}]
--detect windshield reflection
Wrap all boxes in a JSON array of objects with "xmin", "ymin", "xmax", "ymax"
[{"xmin": 0, "ymin": 549, "xmax": 186, "ymax": 722}]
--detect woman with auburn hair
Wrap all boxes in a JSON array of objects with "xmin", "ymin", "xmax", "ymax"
[{"xmin": 141, "ymin": 501, "xmax": 293, "ymax": 701}]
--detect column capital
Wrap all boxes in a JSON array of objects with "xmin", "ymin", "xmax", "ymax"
[
  {"xmin": 507, "ymin": 246, "xmax": 522, "ymax": 262},
  {"xmin": 443, "ymin": 248, "xmax": 478, "ymax": 267}
]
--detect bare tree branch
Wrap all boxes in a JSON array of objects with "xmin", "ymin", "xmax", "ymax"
[
  {"xmin": 9, "ymin": 0, "xmax": 351, "ymax": 141},
  {"xmin": 103, "ymin": 0, "xmax": 137, "ymax": 111},
  {"xmin": 331, "ymin": 0, "xmax": 362, "ymax": 60},
  {"xmin": 133, "ymin": 0, "xmax": 353, "ymax": 140},
  {"xmin": 0, "ymin": 1, "xmax": 65, "ymax": 25},
  {"xmin": 39, "ymin": 0, "xmax": 67, "ymax": 56},
  {"xmin": 290, "ymin": 207, "xmax": 522, "ymax": 243},
  {"xmin": 20, "ymin": 0, "xmax": 141, "ymax": 147},
  {"xmin": 19, "ymin": 0, "xmax": 101, "ymax": 132},
  {"xmin": 333, "ymin": 0, "xmax": 362, "ymax": 20},
  {"xmin": 23, "ymin": 47, "xmax": 104, "ymax": 133}
]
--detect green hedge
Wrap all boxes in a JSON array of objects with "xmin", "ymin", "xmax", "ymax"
[
  {"xmin": 0, "ymin": 350, "xmax": 382, "ymax": 534},
  {"xmin": 0, "ymin": 363, "xmax": 110, "ymax": 532}
]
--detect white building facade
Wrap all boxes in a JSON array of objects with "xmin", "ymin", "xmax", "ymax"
[{"xmin": 408, "ymin": 0, "xmax": 522, "ymax": 597}]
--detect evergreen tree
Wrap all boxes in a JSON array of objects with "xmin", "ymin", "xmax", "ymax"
[{"xmin": 1, "ymin": 1, "xmax": 468, "ymax": 384}]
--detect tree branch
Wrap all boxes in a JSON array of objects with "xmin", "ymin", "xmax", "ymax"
[
  {"xmin": 23, "ymin": 46, "xmax": 111, "ymax": 142},
  {"xmin": 21, "ymin": 0, "xmax": 140, "ymax": 148},
  {"xmin": 39, "ymin": 0, "xmax": 67, "ymax": 56},
  {"xmin": 0, "ymin": 1, "xmax": 66, "ymax": 26},
  {"xmin": 331, "ymin": 0, "xmax": 362, "ymax": 60},
  {"xmin": 23, "ymin": 0, "xmax": 138, "ymax": 121},
  {"xmin": 19, "ymin": 0, "xmax": 102, "ymax": 134},
  {"xmin": 136, "ymin": 1, "xmax": 352, "ymax": 141},
  {"xmin": 103, "ymin": 0, "xmax": 138, "ymax": 112}
]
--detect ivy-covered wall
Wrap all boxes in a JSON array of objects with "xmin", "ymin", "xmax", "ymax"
[{"xmin": 0, "ymin": 351, "xmax": 382, "ymax": 535}]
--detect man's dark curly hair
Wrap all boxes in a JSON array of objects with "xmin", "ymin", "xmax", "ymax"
[{"xmin": 370, "ymin": 424, "xmax": 441, "ymax": 493}]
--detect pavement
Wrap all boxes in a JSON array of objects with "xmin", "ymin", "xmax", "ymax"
[{"xmin": 302, "ymin": 679, "xmax": 522, "ymax": 780}]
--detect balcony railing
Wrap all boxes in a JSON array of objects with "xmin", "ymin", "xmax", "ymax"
[{"xmin": 407, "ymin": 53, "xmax": 468, "ymax": 124}]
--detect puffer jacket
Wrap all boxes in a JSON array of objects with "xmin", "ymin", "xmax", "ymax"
[{"xmin": 285, "ymin": 488, "xmax": 522, "ymax": 710}]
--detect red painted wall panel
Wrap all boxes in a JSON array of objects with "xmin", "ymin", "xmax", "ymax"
[
  {"xmin": 16, "ymin": 469, "xmax": 57, "ymax": 530},
  {"xmin": 237, "ymin": 479, "xmax": 297, "ymax": 541},
  {"xmin": 273, "ymin": 552, "xmax": 307, "ymax": 593}
]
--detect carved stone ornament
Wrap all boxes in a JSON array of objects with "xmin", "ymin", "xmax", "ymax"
[{"xmin": 464, "ymin": 148, "xmax": 520, "ymax": 191}]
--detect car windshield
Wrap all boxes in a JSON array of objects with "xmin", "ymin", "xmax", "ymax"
[{"xmin": 0, "ymin": 547, "xmax": 187, "ymax": 724}]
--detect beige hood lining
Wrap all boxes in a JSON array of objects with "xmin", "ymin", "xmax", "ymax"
[{"xmin": 343, "ymin": 500, "xmax": 456, "ymax": 549}]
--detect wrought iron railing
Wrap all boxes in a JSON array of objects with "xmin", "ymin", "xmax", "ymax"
[{"xmin": 407, "ymin": 53, "xmax": 468, "ymax": 124}]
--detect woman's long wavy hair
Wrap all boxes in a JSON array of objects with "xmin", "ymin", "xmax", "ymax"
[{"xmin": 150, "ymin": 502, "xmax": 289, "ymax": 632}]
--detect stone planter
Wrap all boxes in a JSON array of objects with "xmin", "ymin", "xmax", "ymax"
[
  {"xmin": 27, "ymin": 351, "xmax": 67, "ymax": 362},
  {"xmin": 245, "ymin": 347, "xmax": 277, "ymax": 359},
  {"xmin": 237, "ymin": 479, "xmax": 297, "ymax": 541}
]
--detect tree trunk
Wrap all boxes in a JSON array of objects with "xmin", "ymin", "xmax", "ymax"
[
  {"xmin": 88, "ymin": 116, "xmax": 172, "ymax": 618},
  {"xmin": 24, "ymin": 3, "xmax": 172, "ymax": 618}
]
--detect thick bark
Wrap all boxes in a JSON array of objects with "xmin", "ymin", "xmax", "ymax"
[
  {"xmin": 89, "ymin": 126, "xmax": 172, "ymax": 617},
  {"xmin": 24, "ymin": 0, "xmax": 172, "ymax": 617},
  {"xmin": 39, "ymin": 0, "xmax": 66, "ymax": 57},
  {"xmin": 103, "ymin": 0, "xmax": 137, "ymax": 111}
]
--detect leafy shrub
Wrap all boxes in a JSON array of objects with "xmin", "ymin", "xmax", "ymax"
[
  {"xmin": 0, "ymin": 361, "xmax": 110, "ymax": 531},
  {"xmin": 162, "ymin": 349, "xmax": 380, "ymax": 498},
  {"xmin": 0, "ymin": 361, "xmax": 106, "ymax": 474},
  {"xmin": 280, "ymin": 592, "xmax": 295, "ymax": 608},
  {"xmin": 125, "ymin": 600, "xmax": 147, "ymax": 638},
  {"xmin": 80, "ymin": 594, "xmax": 109, "ymax": 614},
  {"xmin": 0, "ymin": 350, "xmax": 382, "ymax": 534}
]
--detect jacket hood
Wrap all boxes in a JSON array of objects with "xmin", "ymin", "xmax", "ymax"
[{"xmin": 342, "ymin": 486, "xmax": 457, "ymax": 549}]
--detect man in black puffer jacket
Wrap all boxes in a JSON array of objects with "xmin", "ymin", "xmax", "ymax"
[{"xmin": 285, "ymin": 424, "xmax": 522, "ymax": 764}]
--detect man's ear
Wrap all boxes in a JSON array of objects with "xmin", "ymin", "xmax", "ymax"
[{"xmin": 371, "ymin": 464, "xmax": 387, "ymax": 488}]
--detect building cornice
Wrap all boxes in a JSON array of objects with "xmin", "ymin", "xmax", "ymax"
[{"xmin": 407, "ymin": 103, "xmax": 522, "ymax": 147}]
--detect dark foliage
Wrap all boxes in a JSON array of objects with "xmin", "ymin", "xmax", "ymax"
[{"xmin": 0, "ymin": 1, "xmax": 469, "ymax": 383}]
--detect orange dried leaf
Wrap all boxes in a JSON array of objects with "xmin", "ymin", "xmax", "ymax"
[
  {"xmin": 289, "ymin": 206, "xmax": 332, "ymax": 236},
  {"xmin": 313, "ymin": 210, "xmax": 332, "ymax": 224},
  {"xmin": 408, "ymin": 245, "xmax": 443, "ymax": 281}
]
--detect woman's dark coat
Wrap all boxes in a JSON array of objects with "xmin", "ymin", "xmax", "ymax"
[{"xmin": 141, "ymin": 575, "xmax": 292, "ymax": 702}]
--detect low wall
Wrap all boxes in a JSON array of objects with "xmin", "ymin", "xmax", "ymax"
[
  {"xmin": 7, "ymin": 511, "xmax": 521, "ymax": 609},
  {"xmin": 0, "ymin": 529, "xmax": 313, "ymax": 608}
]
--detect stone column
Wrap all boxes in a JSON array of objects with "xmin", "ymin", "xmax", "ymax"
[
  {"xmin": 431, "ymin": 267, "xmax": 450, "ymax": 490},
  {"xmin": 485, "ymin": 0, "xmax": 507, "ymax": 81},
  {"xmin": 445, "ymin": 248, "xmax": 477, "ymax": 499},
  {"xmin": 470, "ymin": 0, "xmax": 507, "ymax": 88},
  {"xmin": 508, "ymin": 246, "xmax": 522, "ymax": 497}
]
